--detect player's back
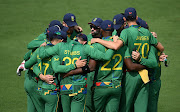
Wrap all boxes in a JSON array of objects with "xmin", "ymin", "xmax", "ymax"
[
  {"xmin": 121, "ymin": 25, "xmax": 157, "ymax": 59},
  {"xmin": 93, "ymin": 37, "xmax": 127, "ymax": 87}
]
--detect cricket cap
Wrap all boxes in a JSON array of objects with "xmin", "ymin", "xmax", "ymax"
[
  {"xmin": 47, "ymin": 26, "xmax": 67, "ymax": 40},
  {"xmin": 100, "ymin": 20, "xmax": 114, "ymax": 31},
  {"xmin": 88, "ymin": 18, "xmax": 103, "ymax": 27},
  {"xmin": 49, "ymin": 20, "xmax": 63, "ymax": 30},
  {"xmin": 136, "ymin": 17, "xmax": 149, "ymax": 29},
  {"xmin": 124, "ymin": 7, "xmax": 137, "ymax": 20},
  {"xmin": 63, "ymin": 13, "xmax": 78, "ymax": 27},
  {"xmin": 113, "ymin": 14, "xmax": 125, "ymax": 30},
  {"xmin": 76, "ymin": 33, "xmax": 88, "ymax": 41}
]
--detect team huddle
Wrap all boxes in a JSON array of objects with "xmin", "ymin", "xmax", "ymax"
[{"xmin": 16, "ymin": 7, "xmax": 168, "ymax": 112}]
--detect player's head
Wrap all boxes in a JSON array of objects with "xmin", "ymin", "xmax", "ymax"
[
  {"xmin": 49, "ymin": 20, "xmax": 64, "ymax": 30},
  {"xmin": 46, "ymin": 26, "xmax": 67, "ymax": 44},
  {"xmin": 136, "ymin": 17, "xmax": 149, "ymax": 29},
  {"xmin": 124, "ymin": 8, "xmax": 138, "ymax": 22},
  {"xmin": 100, "ymin": 20, "xmax": 114, "ymax": 36},
  {"xmin": 76, "ymin": 33, "xmax": 88, "ymax": 45},
  {"xmin": 88, "ymin": 18, "xmax": 103, "ymax": 37},
  {"xmin": 63, "ymin": 13, "xmax": 78, "ymax": 34},
  {"xmin": 113, "ymin": 13, "xmax": 126, "ymax": 35}
]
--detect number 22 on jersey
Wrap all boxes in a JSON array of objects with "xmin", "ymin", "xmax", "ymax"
[{"xmin": 101, "ymin": 54, "xmax": 122, "ymax": 71}]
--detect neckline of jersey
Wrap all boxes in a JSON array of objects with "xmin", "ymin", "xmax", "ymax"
[{"xmin": 130, "ymin": 25, "xmax": 141, "ymax": 29}]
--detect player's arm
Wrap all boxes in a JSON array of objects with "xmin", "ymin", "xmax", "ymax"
[
  {"xmin": 32, "ymin": 63, "xmax": 41, "ymax": 77},
  {"xmin": 63, "ymin": 59, "xmax": 96, "ymax": 78},
  {"xmin": 149, "ymin": 32, "xmax": 164, "ymax": 52},
  {"xmin": 91, "ymin": 37, "xmax": 123, "ymax": 50},
  {"xmin": 52, "ymin": 55, "xmax": 86, "ymax": 73},
  {"xmin": 132, "ymin": 46, "xmax": 158, "ymax": 68},
  {"xmin": 39, "ymin": 43, "xmax": 60, "ymax": 59},
  {"xmin": 25, "ymin": 49, "xmax": 38, "ymax": 69},
  {"xmin": 84, "ymin": 45, "xmax": 114, "ymax": 61},
  {"xmin": 27, "ymin": 33, "xmax": 47, "ymax": 50},
  {"xmin": 23, "ymin": 50, "xmax": 32, "ymax": 61},
  {"xmin": 124, "ymin": 47, "xmax": 146, "ymax": 71}
]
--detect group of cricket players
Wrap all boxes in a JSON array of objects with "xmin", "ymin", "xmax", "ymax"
[{"xmin": 16, "ymin": 7, "xmax": 168, "ymax": 112}]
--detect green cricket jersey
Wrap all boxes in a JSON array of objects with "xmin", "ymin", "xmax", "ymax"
[
  {"xmin": 87, "ymin": 34, "xmax": 93, "ymax": 45},
  {"xmin": 27, "ymin": 33, "xmax": 47, "ymax": 50},
  {"xmin": 148, "ymin": 47, "xmax": 161, "ymax": 80},
  {"xmin": 25, "ymin": 44, "xmax": 77, "ymax": 92},
  {"xmin": 39, "ymin": 40, "xmax": 114, "ymax": 94},
  {"xmin": 120, "ymin": 25, "xmax": 158, "ymax": 59},
  {"xmin": 93, "ymin": 36, "xmax": 130, "ymax": 88},
  {"xmin": 66, "ymin": 30, "xmax": 79, "ymax": 43},
  {"xmin": 112, "ymin": 30, "xmax": 117, "ymax": 36}
]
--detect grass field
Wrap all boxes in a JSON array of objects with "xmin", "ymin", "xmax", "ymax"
[{"xmin": 0, "ymin": 0, "xmax": 180, "ymax": 112}]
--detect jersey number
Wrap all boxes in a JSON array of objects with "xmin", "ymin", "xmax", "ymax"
[
  {"xmin": 63, "ymin": 57, "xmax": 78, "ymax": 66},
  {"xmin": 38, "ymin": 62, "xmax": 49, "ymax": 75},
  {"xmin": 101, "ymin": 54, "xmax": 122, "ymax": 71},
  {"xmin": 134, "ymin": 43, "xmax": 149, "ymax": 58}
]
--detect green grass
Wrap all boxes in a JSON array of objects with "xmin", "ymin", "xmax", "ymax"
[{"xmin": 0, "ymin": 0, "xmax": 179, "ymax": 111}]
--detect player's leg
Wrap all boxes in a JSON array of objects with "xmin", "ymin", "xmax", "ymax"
[
  {"xmin": 25, "ymin": 70, "xmax": 44, "ymax": 112},
  {"xmin": 71, "ymin": 93, "xmax": 86, "ymax": 112},
  {"xmin": 148, "ymin": 79, "xmax": 161, "ymax": 112},
  {"xmin": 134, "ymin": 82, "xmax": 149, "ymax": 112},
  {"xmin": 61, "ymin": 94, "xmax": 71, "ymax": 112},
  {"xmin": 24, "ymin": 70, "xmax": 38, "ymax": 112},
  {"xmin": 85, "ymin": 72, "xmax": 95, "ymax": 112},
  {"xmin": 120, "ymin": 72, "xmax": 141, "ymax": 112},
  {"xmin": 42, "ymin": 93, "xmax": 59, "ymax": 112},
  {"xmin": 105, "ymin": 87, "xmax": 121, "ymax": 112},
  {"xmin": 93, "ymin": 87, "xmax": 108, "ymax": 112},
  {"xmin": 27, "ymin": 93, "xmax": 37, "ymax": 112}
]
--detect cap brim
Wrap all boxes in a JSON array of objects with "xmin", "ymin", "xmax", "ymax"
[
  {"xmin": 62, "ymin": 26, "xmax": 69, "ymax": 32},
  {"xmin": 88, "ymin": 22, "xmax": 99, "ymax": 27},
  {"xmin": 114, "ymin": 24, "xmax": 121, "ymax": 30},
  {"xmin": 66, "ymin": 21, "xmax": 78, "ymax": 27}
]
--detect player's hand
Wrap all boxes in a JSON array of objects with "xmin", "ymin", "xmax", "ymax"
[
  {"xmin": 132, "ymin": 50, "xmax": 141, "ymax": 61},
  {"xmin": 74, "ymin": 26, "xmax": 83, "ymax": 32},
  {"xmin": 40, "ymin": 42, "xmax": 47, "ymax": 47},
  {"xmin": 113, "ymin": 35, "xmax": 119, "ymax": 42},
  {"xmin": 39, "ymin": 74, "xmax": 55, "ymax": 84},
  {"xmin": 16, "ymin": 60, "xmax": 26, "ymax": 76},
  {"xmin": 75, "ymin": 56, "xmax": 87, "ymax": 68},
  {"xmin": 91, "ymin": 38, "xmax": 99, "ymax": 44},
  {"xmin": 151, "ymin": 32, "xmax": 157, "ymax": 38},
  {"xmin": 159, "ymin": 53, "xmax": 168, "ymax": 62}
]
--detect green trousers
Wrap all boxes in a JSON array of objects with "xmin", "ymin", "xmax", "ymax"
[
  {"xmin": 85, "ymin": 72, "xmax": 95, "ymax": 112},
  {"xmin": 93, "ymin": 87, "xmax": 121, "ymax": 112},
  {"xmin": 148, "ymin": 79, "xmax": 161, "ymax": 112},
  {"xmin": 40, "ymin": 93, "xmax": 59, "ymax": 112},
  {"xmin": 24, "ymin": 70, "xmax": 43, "ymax": 112},
  {"xmin": 120, "ymin": 72, "xmax": 149, "ymax": 112},
  {"xmin": 61, "ymin": 93, "xmax": 86, "ymax": 112}
]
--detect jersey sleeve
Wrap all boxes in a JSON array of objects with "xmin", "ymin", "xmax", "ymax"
[
  {"xmin": 39, "ymin": 43, "xmax": 60, "ymax": 59},
  {"xmin": 24, "ymin": 50, "xmax": 32, "ymax": 61},
  {"xmin": 149, "ymin": 32, "xmax": 158, "ymax": 46},
  {"xmin": 124, "ymin": 46, "xmax": 131, "ymax": 59},
  {"xmin": 25, "ymin": 49, "xmax": 38, "ymax": 69},
  {"xmin": 33, "ymin": 63, "xmax": 41, "ymax": 77},
  {"xmin": 51, "ymin": 55, "xmax": 76, "ymax": 73},
  {"xmin": 84, "ymin": 45, "xmax": 114, "ymax": 61},
  {"xmin": 119, "ymin": 29, "xmax": 128, "ymax": 45},
  {"xmin": 139, "ymin": 46, "xmax": 158, "ymax": 68},
  {"xmin": 27, "ymin": 33, "xmax": 47, "ymax": 50}
]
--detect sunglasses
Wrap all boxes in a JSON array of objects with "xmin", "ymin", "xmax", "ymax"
[{"xmin": 90, "ymin": 25, "xmax": 99, "ymax": 29}]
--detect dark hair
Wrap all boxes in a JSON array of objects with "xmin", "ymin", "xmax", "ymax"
[{"xmin": 126, "ymin": 15, "xmax": 136, "ymax": 21}]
